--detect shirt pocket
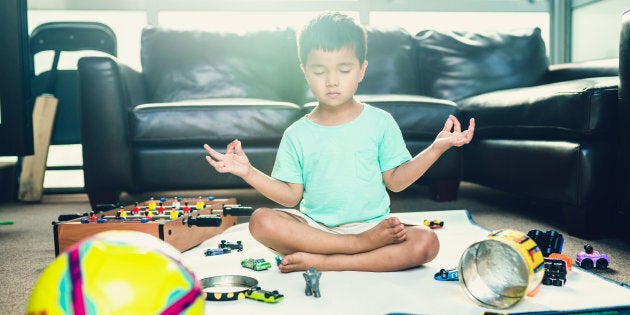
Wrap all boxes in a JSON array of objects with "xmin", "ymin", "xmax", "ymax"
[{"xmin": 355, "ymin": 148, "xmax": 378, "ymax": 182}]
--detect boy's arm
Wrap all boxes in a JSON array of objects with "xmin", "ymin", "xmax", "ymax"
[
  {"xmin": 382, "ymin": 115, "xmax": 475, "ymax": 192},
  {"xmin": 204, "ymin": 140, "xmax": 303, "ymax": 207}
]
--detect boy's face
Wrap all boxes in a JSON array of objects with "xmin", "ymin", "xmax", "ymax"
[{"xmin": 302, "ymin": 46, "xmax": 367, "ymax": 109}]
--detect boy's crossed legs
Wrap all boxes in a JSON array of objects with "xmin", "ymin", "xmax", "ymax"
[{"xmin": 248, "ymin": 208, "xmax": 440, "ymax": 272}]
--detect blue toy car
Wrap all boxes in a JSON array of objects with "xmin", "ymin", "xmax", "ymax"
[
  {"xmin": 204, "ymin": 247, "xmax": 231, "ymax": 256},
  {"xmin": 434, "ymin": 268, "xmax": 458, "ymax": 281}
]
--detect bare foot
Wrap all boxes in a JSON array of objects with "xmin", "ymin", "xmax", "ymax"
[
  {"xmin": 353, "ymin": 217, "xmax": 406, "ymax": 252},
  {"xmin": 279, "ymin": 252, "xmax": 327, "ymax": 273}
]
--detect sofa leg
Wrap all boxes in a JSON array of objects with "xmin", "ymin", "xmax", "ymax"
[
  {"xmin": 88, "ymin": 191, "xmax": 120, "ymax": 211},
  {"xmin": 429, "ymin": 179, "xmax": 460, "ymax": 201}
]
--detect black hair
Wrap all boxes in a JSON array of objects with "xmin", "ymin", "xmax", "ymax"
[{"xmin": 298, "ymin": 12, "xmax": 367, "ymax": 65}]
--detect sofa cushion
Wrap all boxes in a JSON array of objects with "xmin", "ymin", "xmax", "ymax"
[
  {"xmin": 141, "ymin": 27, "xmax": 305, "ymax": 104},
  {"xmin": 304, "ymin": 94, "xmax": 457, "ymax": 139},
  {"xmin": 358, "ymin": 27, "xmax": 422, "ymax": 95},
  {"xmin": 457, "ymin": 77, "xmax": 619, "ymax": 140},
  {"xmin": 414, "ymin": 27, "xmax": 549, "ymax": 101},
  {"xmin": 130, "ymin": 98, "xmax": 304, "ymax": 145}
]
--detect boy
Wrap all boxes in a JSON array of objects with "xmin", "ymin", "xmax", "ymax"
[{"xmin": 204, "ymin": 12, "xmax": 474, "ymax": 273}]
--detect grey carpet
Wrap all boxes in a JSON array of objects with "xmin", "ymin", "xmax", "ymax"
[{"xmin": 1, "ymin": 182, "xmax": 629, "ymax": 315}]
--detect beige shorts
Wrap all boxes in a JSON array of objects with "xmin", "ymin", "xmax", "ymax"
[
  {"xmin": 274, "ymin": 208, "xmax": 390, "ymax": 234},
  {"xmin": 269, "ymin": 209, "xmax": 419, "ymax": 258}
]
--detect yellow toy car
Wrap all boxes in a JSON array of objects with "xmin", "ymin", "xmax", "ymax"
[{"xmin": 424, "ymin": 219, "xmax": 444, "ymax": 229}]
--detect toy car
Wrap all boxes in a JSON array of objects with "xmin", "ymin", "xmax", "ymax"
[
  {"xmin": 245, "ymin": 286, "xmax": 284, "ymax": 303},
  {"xmin": 424, "ymin": 219, "xmax": 444, "ymax": 229},
  {"xmin": 204, "ymin": 247, "xmax": 231, "ymax": 256},
  {"xmin": 576, "ymin": 244, "xmax": 610, "ymax": 270},
  {"xmin": 219, "ymin": 240, "xmax": 243, "ymax": 251},
  {"xmin": 542, "ymin": 257, "xmax": 567, "ymax": 286},
  {"xmin": 241, "ymin": 258, "xmax": 272, "ymax": 271},
  {"xmin": 434, "ymin": 268, "xmax": 458, "ymax": 281}
]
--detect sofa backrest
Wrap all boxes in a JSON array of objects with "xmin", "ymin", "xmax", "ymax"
[
  {"xmin": 358, "ymin": 27, "xmax": 422, "ymax": 95},
  {"xmin": 141, "ymin": 26, "xmax": 307, "ymax": 104},
  {"xmin": 414, "ymin": 27, "xmax": 549, "ymax": 101}
]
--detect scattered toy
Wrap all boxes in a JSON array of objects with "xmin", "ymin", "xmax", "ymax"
[
  {"xmin": 204, "ymin": 248, "xmax": 231, "ymax": 256},
  {"xmin": 434, "ymin": 268, "xmax": 458, "ymax": 281},
  {"xmin": 542, "ymin": 257, "xmax": 567, "ymax": 286},
  {"xmin": 245, "ymin": 286, "xmax": 284, "ymax": 303},
  {"xmin": 527, "ymin": 229, "xmax": 564, "ymax": 257},
  {"xmin": 423, "ymin": 219, "xmax": 444, "ymax": 229},
  {"xmin": 275, "ymin": 255, "xmax": 282, "ymax": 266},
  {"xmin": 241, "ymin": 258, "xmax": 272, "ymax": 271},
  {"xmin": 549, "ymin": 253, "xmax": 572, "ymax": 271},
  {"xmin": 303, "ymin": 266, "xmax": 322, "ymax": 298},
  {"xmin": 219, "ymin": 240, "xmax": 243, "ymax": 251},
  {"xmin": 576, "ymin": 244, "xmax": 610, "ymax": 270}
]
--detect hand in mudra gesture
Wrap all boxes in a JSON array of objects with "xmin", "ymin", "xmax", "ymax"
[
  {"xmin": 433, "ymin": 115, "xmax": 475, "ymax": 151},
  {"xmin": 204, "ymin": 140, "xmax": 251, "ymax": 178}
]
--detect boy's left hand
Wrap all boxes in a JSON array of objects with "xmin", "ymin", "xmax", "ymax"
[{"xmin": 434, "ymin": 115, "xmax": 475, "ymax": 150}]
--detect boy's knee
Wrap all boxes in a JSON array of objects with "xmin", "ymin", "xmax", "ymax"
[
  {"xmin": 424, "ymin": 230, "xmax": 440, "ymax": 262},
  {"xmin": 412, "ymin": 229, "xmax": 440, "ymax": 265},
  {"xmin": 248, "ymin": 207, "xmax": 275, "ymax": 238}
]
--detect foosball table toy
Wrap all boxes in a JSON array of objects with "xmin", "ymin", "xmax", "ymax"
[{"xmin": 53, "ymin": 196, "xmax": 238, "ymax": 255}]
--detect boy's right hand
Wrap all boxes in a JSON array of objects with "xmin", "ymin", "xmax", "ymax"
[{"xmin": 204, "ymin": 140, "xmax": 251, "ymax": 178}]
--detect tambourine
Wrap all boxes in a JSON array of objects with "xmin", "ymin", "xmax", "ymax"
[{"xmin": 200, "ymin": 275, "xmax": 258, "ymax": 301}]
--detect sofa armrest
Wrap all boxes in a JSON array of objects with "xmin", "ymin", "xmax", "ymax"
[
  {"xmin": 542, "ymin": 58, "xmax": 619, "ymax": 84},
  {"xmin": 78, "ymin": 56, "xmax": 135, "ymax": 192}
]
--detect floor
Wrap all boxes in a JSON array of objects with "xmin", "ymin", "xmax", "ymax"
[
  {"xmin": 0, "ymin": 144, "xmax": 84, "ymax": 192},
  {"xmin": 42, "ymin": 144, "xmax": 84, "ymax": 190}
]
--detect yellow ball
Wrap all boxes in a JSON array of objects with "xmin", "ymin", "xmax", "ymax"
[{"xmin": 27, "ymin": 230, "xmax": 204, "ymax": 315}]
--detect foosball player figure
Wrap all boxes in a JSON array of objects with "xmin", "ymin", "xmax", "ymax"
[
  {"xmin": 169, "ymin": 209, "xmax": 179, "ymax": 220},
  {"xmin": 144, "ymin": 209, "xmax": 153, "ymax": 221},
  {"xmin": 172, "ymin": 197, "xmax": 181, "ymax": 210},
  {"xmin": 196, "ymin": 196, "xmax": 205, "ymax": 210},
  {"xmin": 183, "ymin": 202, "xmax": 191, "ymax": 214},
  {"xmin": 303, "ymin": 267, "xmax": 322, "ymax": 298},
  {"xmin": 157, "ymin": 203, "xmax": 165, "ymax": 214},
  {"xmin": 89, "ymin": 212, "xmax": 98, "ymax": 222},
  {"xmin": 115, "ymin": 207, "xmax": 127, "ymax": 220},
  {"xmin": 148, "ymin": 197, "xmax": 157, "ymax": 211},
  {"xmin": 132, "ymin": 202, "xmax": 141, "ymax": 215}
]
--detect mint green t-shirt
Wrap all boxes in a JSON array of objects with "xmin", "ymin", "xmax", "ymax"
[{"xmin": 271, "ymin": 104, "xmax": 412, "ymax": 227}]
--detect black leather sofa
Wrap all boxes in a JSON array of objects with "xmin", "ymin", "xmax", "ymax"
[
  {"xmin": 415, "ymin": 29, "xmax": 619, "ymax": 238},
  {"xmin": 618, "ymin": 10, "xmax": 630, "ymax": 242},
  {"xmin": 78, "ymin": 26, "xmax": 618, "ymax": 238}
]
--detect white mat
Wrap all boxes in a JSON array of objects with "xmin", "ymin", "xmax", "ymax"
[{"xmin": 181, "ymin": 210, "xmax": 630, "ymax": 315}]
